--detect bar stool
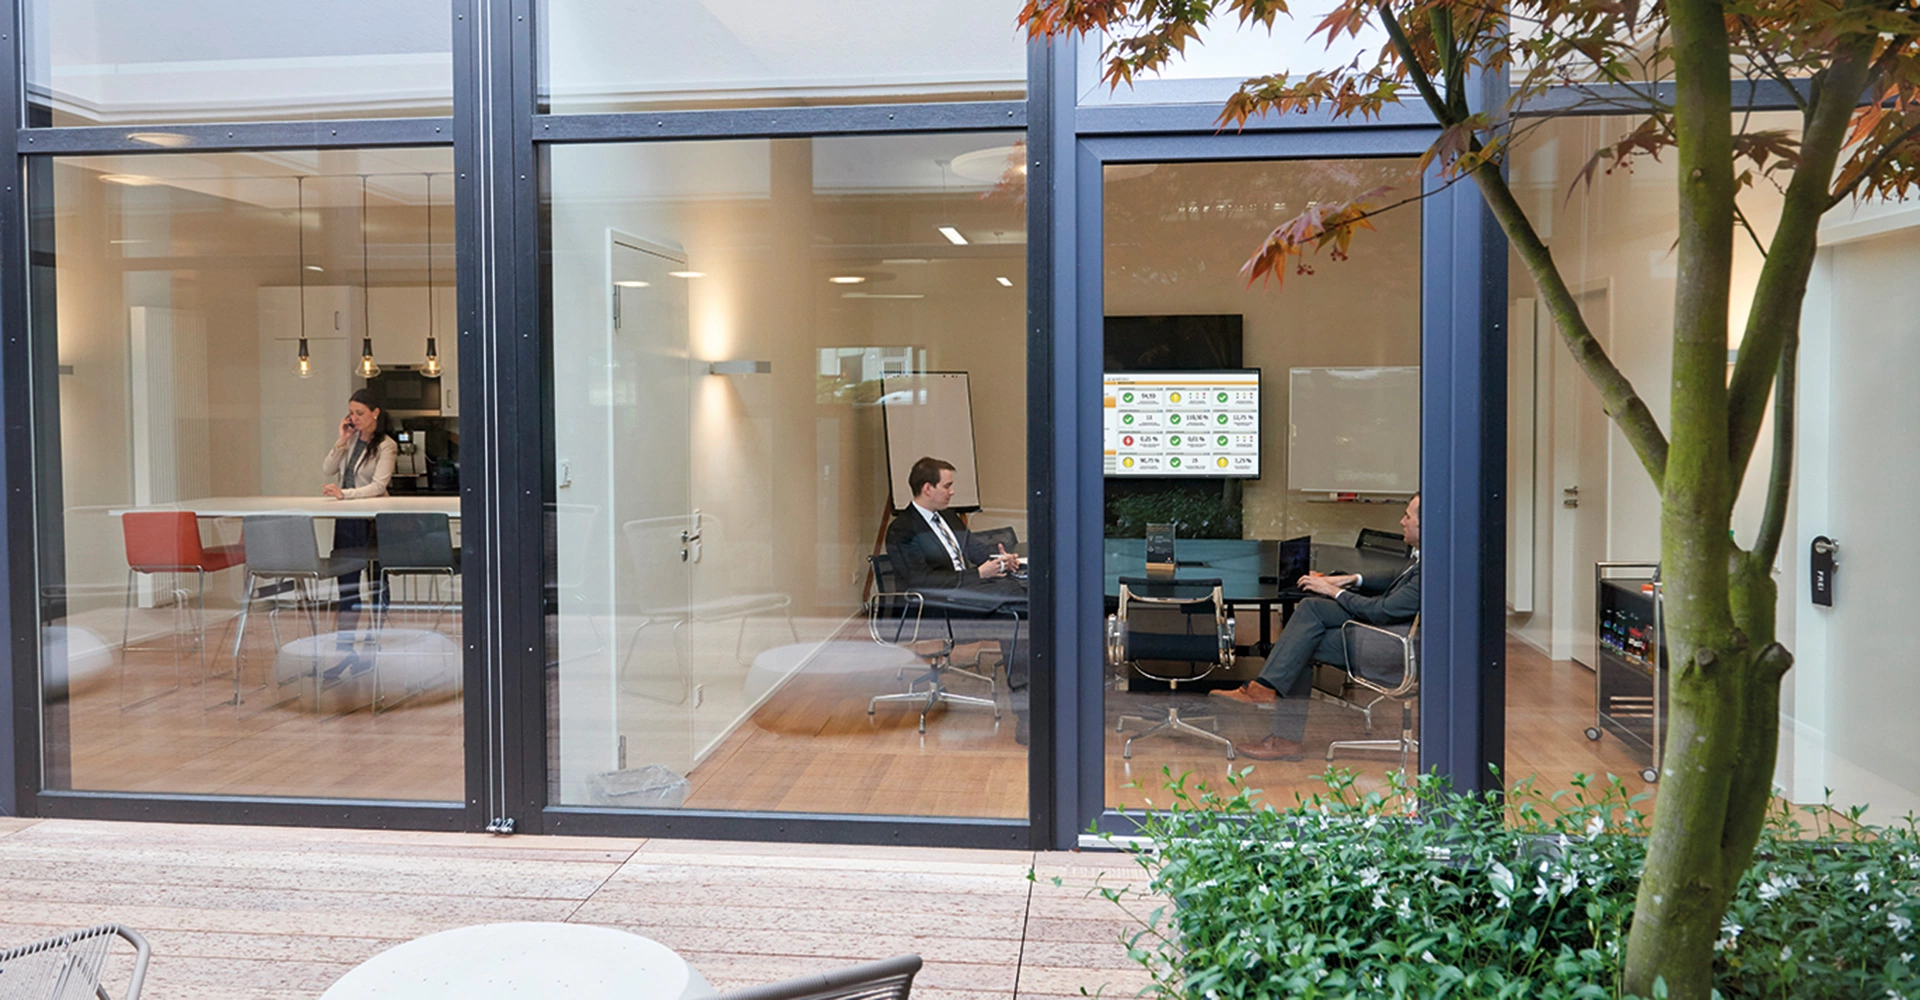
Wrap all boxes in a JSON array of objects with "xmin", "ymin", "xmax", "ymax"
[{"xmin": 119, "ymin": 511, "xmax": 245, "ymax": 710}]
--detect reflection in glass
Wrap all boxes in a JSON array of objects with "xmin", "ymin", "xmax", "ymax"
[
  {"xmin": 1101, "ymin": 158, "xmax": 1422, "ymax": 811},
  {"xmin": 544, "ymin": 134, "xmax": 1029, "ymax": 818},
  {"xmin": 540, "ymin": 0, "xmax": 1026, "ymax": 114},
  {"xmin": 24, "ymin": 0, "xmax": 452, "ymax": 126},
  {"xmin": 35, "ymin": 149, "xmax": 463, "ymax": 802}
]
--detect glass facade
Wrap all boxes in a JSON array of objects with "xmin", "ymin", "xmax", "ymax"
[
  {"xmin": 24, "ymin": 0, "xmax": 453, "ymax": 126},
  {"xmin": 544, "ymin": 134, "xmax": 1029, "ymax": 817},
  {"xmin": 32, "ymin": 148, "xmax": 463, "ymax": 801},
  {"xmin": 539, "ymin": 0, "xmax": 1027, "ymax": 114},
  {"xmin": 1099, "ymin": 157, "xmax": 1422, "ymax": 810}
]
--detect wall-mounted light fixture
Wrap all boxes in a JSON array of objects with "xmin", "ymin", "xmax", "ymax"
[{"xmin": 705, "ymin": 360, "xmax": 773, "ymax": 375}]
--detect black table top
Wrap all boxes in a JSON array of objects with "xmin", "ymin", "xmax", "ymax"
[{"xmin": 1103, "ymin": 538, "xmax": 1411, "ymax": 602}]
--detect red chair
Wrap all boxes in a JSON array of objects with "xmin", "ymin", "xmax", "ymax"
[{"xmin": 120, "ymin": 511, "xmax": 245, "ymax": 709}]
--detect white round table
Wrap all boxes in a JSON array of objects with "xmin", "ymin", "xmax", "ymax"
[{"xmin": 321, "ymin": 922, "xmax": 715, "ymax": 999}]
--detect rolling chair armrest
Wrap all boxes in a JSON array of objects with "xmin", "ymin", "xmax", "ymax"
[
  {"xmin": 867, "ymin": 589, "xmax": 927, "ymax": 644},
  {"xmin": 1218, "ymin": 616, "xmax": 1237, "ymax": 665},
  {"xmin": 1105, "ymin": 615, "xmax": 1125, "ymax": 667},
  {"xmin": 1339, "ymin": 620, "xmax": 1418, "ymax": 696}
]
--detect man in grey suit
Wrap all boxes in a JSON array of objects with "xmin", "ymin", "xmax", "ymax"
[{"xmin": 1212, "ymin": 494, "xmax": 1421, "ymax": 760}]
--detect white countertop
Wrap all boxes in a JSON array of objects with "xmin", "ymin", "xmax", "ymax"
[{"xmin": 106, "ymin": 495, "xmax": 460, "ymax": 518}]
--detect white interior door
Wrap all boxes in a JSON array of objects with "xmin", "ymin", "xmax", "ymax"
[
  {"xmin": 607, "ymin": 236, "xmax": 697, "ymax": 772},
  {"xmin": 1549, "ymin": 288, "xmax": 1612, "ymax": 665}
]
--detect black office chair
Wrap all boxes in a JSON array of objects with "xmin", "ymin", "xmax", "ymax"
[
  {"xmin": 1356, "ymin": 527, "xmax": 1413, "ymax": 558},
  {"xmin": 971, "ymin": 524, "xmax": 1020, "ymax": 557},
  {"xmin": 866, "ymin": 552, "xmax": 1000, "ymax": 733},
  {"xmin": 1326, "ymin": 617, "xmax": 1420, "ymax": 769},
  {"xmin": 1108, "ymin": 576, "xmax": 1237, "ymax": 760}
]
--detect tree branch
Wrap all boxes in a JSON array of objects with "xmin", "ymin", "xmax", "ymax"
[
  {"xmin": 1750, "ymin": 329, "xmax": 1796, "ymax": 569},
  {"xmin": 1828, "ymin": 118, "xmax": 1920, "ymax": 210},
  {"xmin": 1379, "ymin": 2, "xmax": 1459, "ymax": 126},
  {"xmin": 1470, "ymin": 160, "xmax": 1671, "ymax": 488},
  {"xmin": 1727, "ymin": 37, "xmax": 1877, "ymax": 488}
]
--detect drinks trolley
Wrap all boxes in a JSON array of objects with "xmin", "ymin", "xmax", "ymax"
[{"xmin": 1585, "ymin": 562, "xmax": 1666, "ymax": 783}]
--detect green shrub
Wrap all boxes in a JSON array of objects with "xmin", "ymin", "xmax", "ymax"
[{"xmin": 1074, "ymin": 769, "xmax": 1920, "ymax": 999}]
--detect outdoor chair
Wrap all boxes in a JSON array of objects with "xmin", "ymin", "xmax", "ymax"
[
  {"xmin": 715, "ymin": 953, "xmax": 921, "ymax": 1000},
  {"xmin": 0, "ymin": 924, "xmax": 150, "ymax": 999}
]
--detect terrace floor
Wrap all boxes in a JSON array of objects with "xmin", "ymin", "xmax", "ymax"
[{"xmin": 0, "ymin": 816, "xmax": 1152, "ymax": 1000}]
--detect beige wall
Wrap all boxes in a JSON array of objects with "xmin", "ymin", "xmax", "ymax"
[{"xmin": 1103, "ymin": 157, "xmax": 1423, "ymax": 544}]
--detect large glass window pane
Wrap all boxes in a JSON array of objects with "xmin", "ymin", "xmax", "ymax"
[
  {"xmin": 539, "ymin": 1, "xmax": 1026, "ymax": 114},
  {"xmin": 1101, "ymin": 158, "xmax": 1421, "ymax": 811},
  {"xmin": 25, "ymin": 0, "xmax": 452, "ymax": 126},
  {"xmin": 1079, "ymin": 0, "xmax": 1388, "ymax": 104},
  {"xmin": 1502, "ymin": 114, "xmax": 1802, "ymax": 802},
  {"xmin": 34, "ymin": 148, "xmax": 463, "ymax": 802},
  {"xmin": 545, "ymin": 133, "xmax": 1029, "ymax": 818}
]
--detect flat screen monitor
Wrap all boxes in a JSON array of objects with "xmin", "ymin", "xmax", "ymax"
[{"xmin": 1104, "ymin": 369, "xmax": 1261, "ymax": 478}]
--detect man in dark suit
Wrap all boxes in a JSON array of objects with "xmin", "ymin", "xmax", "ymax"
[
  {"xmin": 1212, "ymin": 494, "xmax": 1421, "ymax": 760},
  {"xmin": 884, "ymin": 456, "xmax": 1022, "ymax": 593}
]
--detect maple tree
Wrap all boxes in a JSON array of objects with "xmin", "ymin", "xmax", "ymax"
[{"xmin": 1020, "ymin": 0, "xmax": 1920, "ymax": 996}]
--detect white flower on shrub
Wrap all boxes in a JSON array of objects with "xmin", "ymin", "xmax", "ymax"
[
  {"xmin": 1488, "ymin": 862, "xmax": 1516, "ymax": 908},
  {"xmin": 1857, "ymin": 870, "xmax": 1874, "ymax": 893},
  {"xmin": 1358, "ymin": 866, "xmax": 1381, "ymax": 888},
  {"xmin": 1757, "ymin": 873, "xmax": 1800, "ymax": 901},
  {"xmin": 1779, "ymin": 945, "xmax": 1792, "ymax": 962},
  {"xmin": 1585, "ymin": 815, "xmax": 1605, "ymax": 837},
  {"xmin": 1715, "ymin": 919, "xmax": 1743, "ymax": 952},
  {"xmin": 1421, "ymin": 950, "xmax": 1437, "ymax": 963},
  {"xmin": 1891, "ymin": 911, "xmax": 1914, "ymax": 938}
]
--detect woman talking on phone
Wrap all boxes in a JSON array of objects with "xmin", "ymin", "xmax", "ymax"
[{"xmin": 321, "ymin": 388, "xmax": 396, "ymax": 630}]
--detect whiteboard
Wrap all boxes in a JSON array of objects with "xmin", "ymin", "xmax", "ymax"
[
  {"xmin": 1287, "ymin": 366, "xmax": 1420, "ymax": 494},
  {"xmin": 881, "ymin": 372, "xmax": 980, "ymax": 510}
]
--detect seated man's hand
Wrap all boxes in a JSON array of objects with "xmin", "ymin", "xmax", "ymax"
[{"xmin": 1297, "ymin": 573, "xmax": 1345, "ymax": 598}]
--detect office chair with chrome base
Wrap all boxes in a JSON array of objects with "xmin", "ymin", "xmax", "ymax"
[
  {"xmin": 1325, "ymin": 617, "xmax": 1419, "ymax": 769},
  {"xmin": 1355, "ymin": 527, "xmax": 1413, "ymax": 558},
  {"xmin": 865, "ymin": 552, "xmax": 999, "ymax": 733},
  {"xmin": 1109, "ymin": 576, "xmax": 1237, "ymax": 760}
]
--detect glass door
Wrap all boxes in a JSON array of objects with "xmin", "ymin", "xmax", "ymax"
[{"xmin": 549, "ymin": 234, "xmax": 697, "ymax": 806}]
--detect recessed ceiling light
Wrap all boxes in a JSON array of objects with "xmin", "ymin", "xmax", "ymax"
[
  {"xmin": 109, "ymin": 239, "xmax": 148, "ymax": 245},
  {"xmin": 305, "ymin": 264, "xmax": 325, "ymax": 272},
  {"xmin": 995, "ymin": 276, "xmax": 1014, "ymax": 287},
  {"xmin": 842, "ymin": 292, "xmax": 925, "ymax": 300},
  {"xmin": 667, "ymin": 270, "xmax": 705, "ymax": 279},
  {"xmin": 614, "ymin": 280, "xmax": 651, "ymax": 287},
  {"xmin": 881, "ymin": 258, "xmax": 931, "ymax": 265},
  {"xmin": 937, "ymin": 226, "xmax": 968, "ymax": 245},
  {"xmin": 99, "ymin": 174, "xmax": 157, "ymax": 186},
  {"xmin": 126, "ymin": 131, "xmax": 190, "ymax": 148},
  {"xmin": 828, "ymin": 275, "xmax": 866, "ymax": 285}
]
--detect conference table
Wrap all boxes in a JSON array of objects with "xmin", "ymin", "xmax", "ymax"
[
  {"xmin": 319, "ymin": 922, "xmax": 714, "ymax": 999},
  {"xmin": 1103, "ymin": 538, "xmax": 1412, "ymax": 653}
]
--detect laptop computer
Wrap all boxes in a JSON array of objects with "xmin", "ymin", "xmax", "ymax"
[{"xmin": 1275, "ymin": 536, "xmax": 1312, "ymax": 590}]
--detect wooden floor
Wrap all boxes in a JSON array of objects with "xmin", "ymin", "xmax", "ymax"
[
  {"xmin": 0, "ymin": 817, "xmax": 1152, "ymax": 1000},
  {"xmin": 50, "ymin": 605, "xmax": 1655, "ymax": 816}
]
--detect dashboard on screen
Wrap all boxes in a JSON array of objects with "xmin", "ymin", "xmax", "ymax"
[{"xmin": 1103, "ymin": 370, "xmax": 1261, "ymax": 478}]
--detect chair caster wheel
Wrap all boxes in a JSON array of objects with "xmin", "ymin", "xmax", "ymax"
[
  {"xmin": 1641, "ymin": 768, "xmax": 1659, "ymax": 783},
  {"xmin": 1584, "ymin": 726, "xmax": 1602, "ymax": 741}
]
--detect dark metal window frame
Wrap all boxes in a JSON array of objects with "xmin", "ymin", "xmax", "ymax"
[{"xmin": 0, "ymin": 0, "xmax": 1811, "ymax": 847}]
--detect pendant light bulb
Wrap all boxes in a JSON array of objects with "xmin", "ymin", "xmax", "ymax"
[
  {"xmin": 294, "ymin": 338, "xmax": 314, "ymax": 379},
  {"xmin": 422, "ymin": 337, "xmax": 442, "ymax": 378},
  {"xmin": 421, "ymin": 172, "xmax": 443, "ymax": 377},
  {"xmin": 357, "ymin": 337, "xmax": 382, "ymax": 379},
  {"xmin": 356, "ymin": 174, "xmax": 380, "ymax": 381}
]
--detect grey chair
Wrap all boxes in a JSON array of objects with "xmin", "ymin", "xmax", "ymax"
[
  {"xmin": 865, "ymin": 553, "xmax": 998, "ymax": 733},
  {"xmin": 372, "ymin": 512, "xmax": 461, "ymax": 710},
  {"xmin": 225, "ymin": 514, "xmax": 368, "ymax": 708},
  {"xmin": 0, "ymin": 923, "xmax": 150, "ymax": 999},
  {"xmin": 1108, "ymin": 576, "xmax": 1236, "ymax": 760},
  {"xmin": 715, "ymin": 953, "xmax": 920, "ymax": 1000},
  {"xmin": 1326, "ymin": 617, "xmax": 1420, "ymax": 769}
]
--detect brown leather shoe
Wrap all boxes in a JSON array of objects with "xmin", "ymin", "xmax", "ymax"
[
  {"xmin": 1210, "ymin": 682, "xmax": 1278, "ymax": 707},
  {"xmin": 1234, "ymin": 735, "xmax": 1305, "ymax": 761}
]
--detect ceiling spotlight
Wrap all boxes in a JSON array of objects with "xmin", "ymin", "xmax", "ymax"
[
  {"xmin": 614, "ymin": 279, "xmax": 651, "ymax": 288},
  {"xmin": 842, "ymin": 292, "xmax": 926, "ymax": 300},
  {"xmin": 937, "ymin": 226, "xmax": 968, "ymax": 246},
  {"xmin": 995, "ymin": 276, "xmax": 1014, "ymax": 287},
  {"xmin": 667, "ymin": 270, "xmax": 705, "ymax": 279},
  {"xmin": 881, "ymin": 258, "xmax": 931, "ymax": 265},
  {"xmin": 305, "ymin": 264, "xmax": 325, "ymax": 272},
  {"xmin": 99, "ymin": 174, "xmax": 157, "ymax": 186},
  {"xmin": 828, "ymin": 275, "xmax": 866, "ymax": 285}
]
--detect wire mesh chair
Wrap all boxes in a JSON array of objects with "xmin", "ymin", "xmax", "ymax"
[
  {"xmin": 0, "ymin": 924, "xmax": 150, "ymax": 1000},
  {"xmin": 714, "ymin": 953, "xmax": 921, "ymax": 1000}
]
